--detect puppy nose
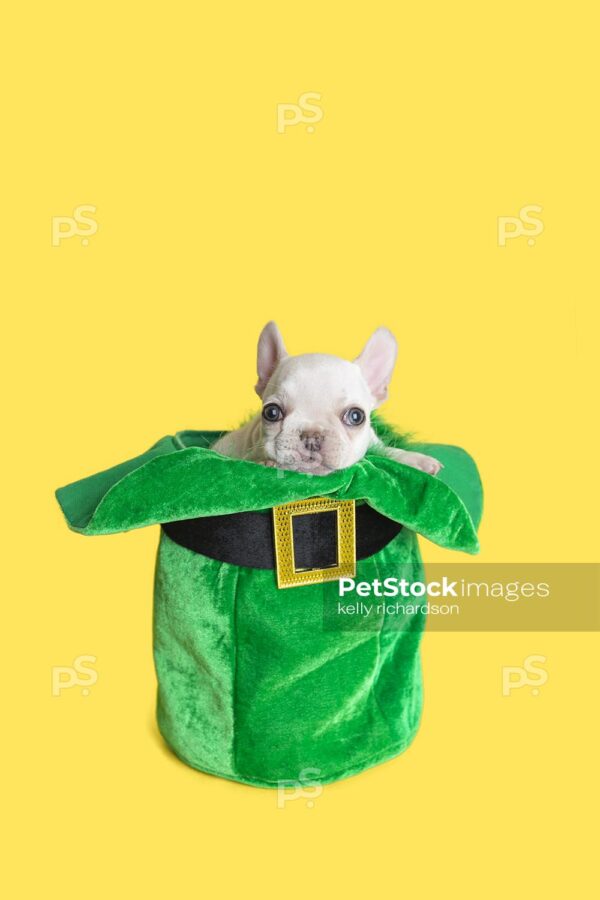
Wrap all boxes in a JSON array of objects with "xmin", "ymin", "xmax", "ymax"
[{"xmin": 300, "ymin": 430, "xmax": 324, "ymax": 452}]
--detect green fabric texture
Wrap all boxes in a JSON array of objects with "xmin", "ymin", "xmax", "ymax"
[{"xmin": 56, "ymin": 428, "xmax": 482, "ymax": 787}]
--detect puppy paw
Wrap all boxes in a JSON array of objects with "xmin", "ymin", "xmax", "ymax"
[{"xmin": 395, "ymin": 451, "xmax": 444, "ymax": 476}]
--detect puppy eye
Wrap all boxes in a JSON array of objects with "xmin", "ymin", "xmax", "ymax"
[
  {"xmin": 262, "ymin": 403, "xmax": 284, "ymax": 423},
  {"xmin": 343, "ymin": 407, "xmax": 366, "ymax": 427}
]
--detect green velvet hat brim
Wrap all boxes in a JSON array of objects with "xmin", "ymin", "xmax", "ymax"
[{"xmin": 56, "ymin": 433, "xmax": 481, "ymax": 555}]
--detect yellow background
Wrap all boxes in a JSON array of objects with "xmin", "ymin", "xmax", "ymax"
[{"xmin": 1, "ymin": 2, "xmax": 598, "ymax": 897}]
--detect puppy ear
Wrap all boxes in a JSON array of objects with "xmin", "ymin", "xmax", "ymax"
[
  {"xmin": 255, "ymin": 321, "xmax": 288, "ymax": 397},
  {"xmin": 354, "ymin": 327, "xmax": 398, "ymax": 406}
]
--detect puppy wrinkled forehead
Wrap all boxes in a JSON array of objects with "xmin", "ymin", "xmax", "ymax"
[{"xmin": 268, "ymin": 354, "xmax": 368, "ymax": 403}]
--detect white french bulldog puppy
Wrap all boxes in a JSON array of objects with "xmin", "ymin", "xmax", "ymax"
[{"xmin": 212, "ymin": 322, "xmax": 442, "ymax": 476}]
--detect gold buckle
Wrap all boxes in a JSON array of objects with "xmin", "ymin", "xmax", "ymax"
[{"xmin": 272, "ymin": 497, "xmax": 356, "ymax": 589}]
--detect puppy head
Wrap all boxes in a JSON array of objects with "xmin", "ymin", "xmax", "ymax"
[{"xmin": 255, "ymin": 322, "xmax": 397, "ymax": 474}]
